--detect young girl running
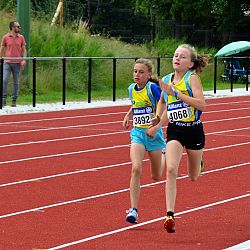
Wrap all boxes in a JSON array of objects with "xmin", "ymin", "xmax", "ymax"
[
  {"xmin": 150, "ymin": 44, "xmax": 209, "ymax": 232},
  {"xmin": 122, "ymin": 58, "xmax": 166, "ymax": 224}
]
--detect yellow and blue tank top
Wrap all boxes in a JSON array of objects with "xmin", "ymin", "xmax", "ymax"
[
  {"xmin": 128, "ymin": 81, "xmax": 160, "ymax": 128},
  {"xmin": 163, "ymin": 70, "xmax": 202, "ymax": 123}
]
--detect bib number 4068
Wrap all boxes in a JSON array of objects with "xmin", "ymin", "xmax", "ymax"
[{"xmin": 167, "ymin": 108, "xmax": 192, "ymax": 122}]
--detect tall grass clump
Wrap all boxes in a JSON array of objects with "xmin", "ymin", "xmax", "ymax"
[
  {"xmin": 27, "ymin": 18, "xmax": 154, "ymax": 102},
  {"xmin": 29, "ymin": 20, "xmax": 111, "ymax": 96}
]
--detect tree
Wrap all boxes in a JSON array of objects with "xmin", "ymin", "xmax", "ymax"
[
  {"xmin": 131, "ymin": 0, "xmax": 250, "ymax": 45},
  {"xmin": 211, "ymin": 0, "xmax": 250, "ymax": 44}
]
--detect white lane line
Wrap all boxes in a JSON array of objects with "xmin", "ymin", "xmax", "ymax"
[
  {"xmin": 206, "ymin": 127, "xmax": 250, "ymax": 136},
  {"xmin": 207, "ymin": 100, "xmax": 250, "ymax": 107},
  {"xmin": 224, "ymin": 240, "xmax": 250, "ymax": 250},
  {"xmin": 204, "ymin": 115, "xmax": 250, "ymax": 124},
  {"xmin": 47, "ymin": 193, "xmax": 250, "ymax": 250},
  {"xmin": 203, "ymin": 142, "xmax": 250, "ymax": 152},
  {"xmin": 0, "ymin": 110, "xmax": 249, "ymax": 136},
  {"xmin": 0, "ymin": 140, "xmax": 249, "ymax": 166},
  {"xmin": 0, "ymin": 144, "xmax": 130, "ymax": 165},
  {"xmin": 0, "ymin": 114, "xmax": 249, "ymax": 146},
  {"xmin": 0, "ymin": 161, "xmax": 133, "ymax": 187},
  {"xmin": 0, "ymin": 130, "xmax": 129, "ymax": 148},
  {"xmin": 0, "ymin": 99, "xmax": 249, "ymax": 125},
  {"xmin": 3, "ymin": 125, "xmax": 250, "ymax": 148},
  {"xmin": 0, "ymin": 162, "xmax": 249, "ymax": 219},
  {"xmin": 205, "ymin": 107, "xmax": 250, "ymax": 114},
  {"xmin": 0, "ymin": 120, "xmax": 121, "ymax": 135},
  {"xmin": 0, "ymin": 125, "xmax": 249, "ymax": 149},
  {"xmin": 0, "ymin": 111, "xmax": 126, "ymax": 125}
]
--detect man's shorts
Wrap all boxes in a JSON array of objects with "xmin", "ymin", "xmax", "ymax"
[
  {"xmin": 166, "ymin": 121, "xmax": 205, "ymax": 150},
  {"xmin": 130, "ymin": 127, "xmax": 166, "ymax": 151}
]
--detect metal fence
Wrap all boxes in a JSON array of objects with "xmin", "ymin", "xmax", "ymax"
[
  {"xmin": 0, "ymin": 56, "xmax": 169, "ymax": 109},
  {"xmin": 1, "ymin": 56, "xmax": 249, "ymax": 109}
]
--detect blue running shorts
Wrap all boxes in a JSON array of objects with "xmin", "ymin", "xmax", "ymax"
[{"xmin": 130, "ymin": 127, "xmax": 166, "ymax": 151}]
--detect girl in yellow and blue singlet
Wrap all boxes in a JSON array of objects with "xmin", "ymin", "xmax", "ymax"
[
  {"xmin": 149, "ymin": 44, "xmax": 209, "ymax": 233},
  {"xmin": 122, "ymin": 58, "xmax": 166, "ymax": 224}
]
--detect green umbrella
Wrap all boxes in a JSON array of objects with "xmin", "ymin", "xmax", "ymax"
[{"xmin": 215, "ymin": 41, "xmax": 250, "ymax": 57}]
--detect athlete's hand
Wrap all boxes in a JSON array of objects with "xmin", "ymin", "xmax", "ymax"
[
  {"xmin": 122, "ymin": 115, "xmax": 130, "ymax": 129},
  {"xmin": 159, "ymin": 78, "xmax": 164, "ymax": 89},
  {"xmin": 159, "ymin": 79, "xmax": 176, "ymax": 97},
  {"xmin": 149, "ymin": 115, "xmax": 161, "ymax": 127},
  {"xmin": 146, "ymin": 126, "xmax": 158, "ymax": 138}
]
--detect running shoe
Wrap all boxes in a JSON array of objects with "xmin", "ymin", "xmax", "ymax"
[
  {"xmin": 164, "ymin": 215, "xmax": 175, "ymax": 233},
  {"xmin": 201, "ymin": 158, "xmax": 205, "ymax": 173},
  {"xmin": 126, "ymin": 208, "xmax": 138, "ymax": 224}
]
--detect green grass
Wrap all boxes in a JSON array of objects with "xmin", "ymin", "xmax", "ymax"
[{"xmin": 0, "ymin": 9, "xmax": 247, "ymax": 105}]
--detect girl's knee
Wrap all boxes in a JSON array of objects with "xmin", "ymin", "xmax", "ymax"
[
  {"xmin": 167, "ymin": 164, "xmax": 178, "ymax": 178},
  {"xmin": 131, "ymin": 166, "xmax": 142, "ymax": 177}
]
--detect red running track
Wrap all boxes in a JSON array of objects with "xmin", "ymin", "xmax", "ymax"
[{"xmin": 0, "ymin": 95, "xmax": 249, "ymax": 250}]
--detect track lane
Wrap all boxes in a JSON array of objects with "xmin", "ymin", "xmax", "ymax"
[
  {"xmin": 0, "ymin": 114, "xmax": 249, "ymax": 181},
  {"xmin": 0, "ymin": 95, "xmax": 249, "ymax": 249},
  {"xmin": 0, "ymin": 123, "xmax": 249, "ymax": 184},
  {"xmin": 0, "ymin": 164, "xmax": 249, "ymax": 249},
  {"xmin": 0, "ymin": 96, "xmax": 249, "ymax": 135},
  {"xmin": 73, "ymin": 196, "xmax": 249, "ymax": 250},
  {"xmin": 0, "ymin": 106, "xmax": 130, "ymax": 123},
  {"xmin": 0, "ymin": 120, "xmax": 249, "ymax": 162},
  {"xmin": 0, "ymin": 95, "xmax": 249, "ymax": 124},
  {"xmin": 0, "ymin": 106, "xmax": 249, "ymax": 161},
  {"xmin": 0, "ymin": 132, "xmax": 130, "ymax": 162},
  {"xmin": 0, "ymin": 140, "xmax": 249, "ymax": 219}
]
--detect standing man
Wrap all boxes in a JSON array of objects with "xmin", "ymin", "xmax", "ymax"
[{"xmin": 0, "ymin": 21, "xmax": 27, "ymax": 107}]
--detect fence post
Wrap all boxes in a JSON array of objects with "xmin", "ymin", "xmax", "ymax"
[
  {"xmin": 246, "ymin": 70, "xmax": 249, "ymax": 91},
  {"xmin": 32, "ymin": 58, "xmax": 36, "ymax": 107},
  {"xmin": 113, "ymin": 57, "xmax": 116, "ymax": 102},
  {"xmin": 230, "ymin": 57, "xmax": 233, "ymax": 92},
  {"xmin": 157, "ymin": 56, "xmax": 160, "ymax": 76},
  {"xmin": 0, "ymin": 58, "xmax": 3, "ymax": 109},
  {"xmin": 88, "ymin": 58, "xmax": 92, "ymax": 103},
  {"xmin": 213, "ymin": 57, "xmax": 217, "ymax": 94},
  {"xmin": 62, "ymin": 57, "xmax": 66, "ymax": 105}
]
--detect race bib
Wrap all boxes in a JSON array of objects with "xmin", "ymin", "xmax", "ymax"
[
  {"xmin": 167, "ymin": 101, "xmax": 192, "ymax": 122},
  {"xmin": 132, "ymin": 106, "xmax": 154, "ymax": 126}
]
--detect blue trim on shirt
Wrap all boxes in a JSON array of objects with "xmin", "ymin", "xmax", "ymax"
[{"xmin": 150, "ymin": 83, "xmax": 161, "ymax": 101}]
